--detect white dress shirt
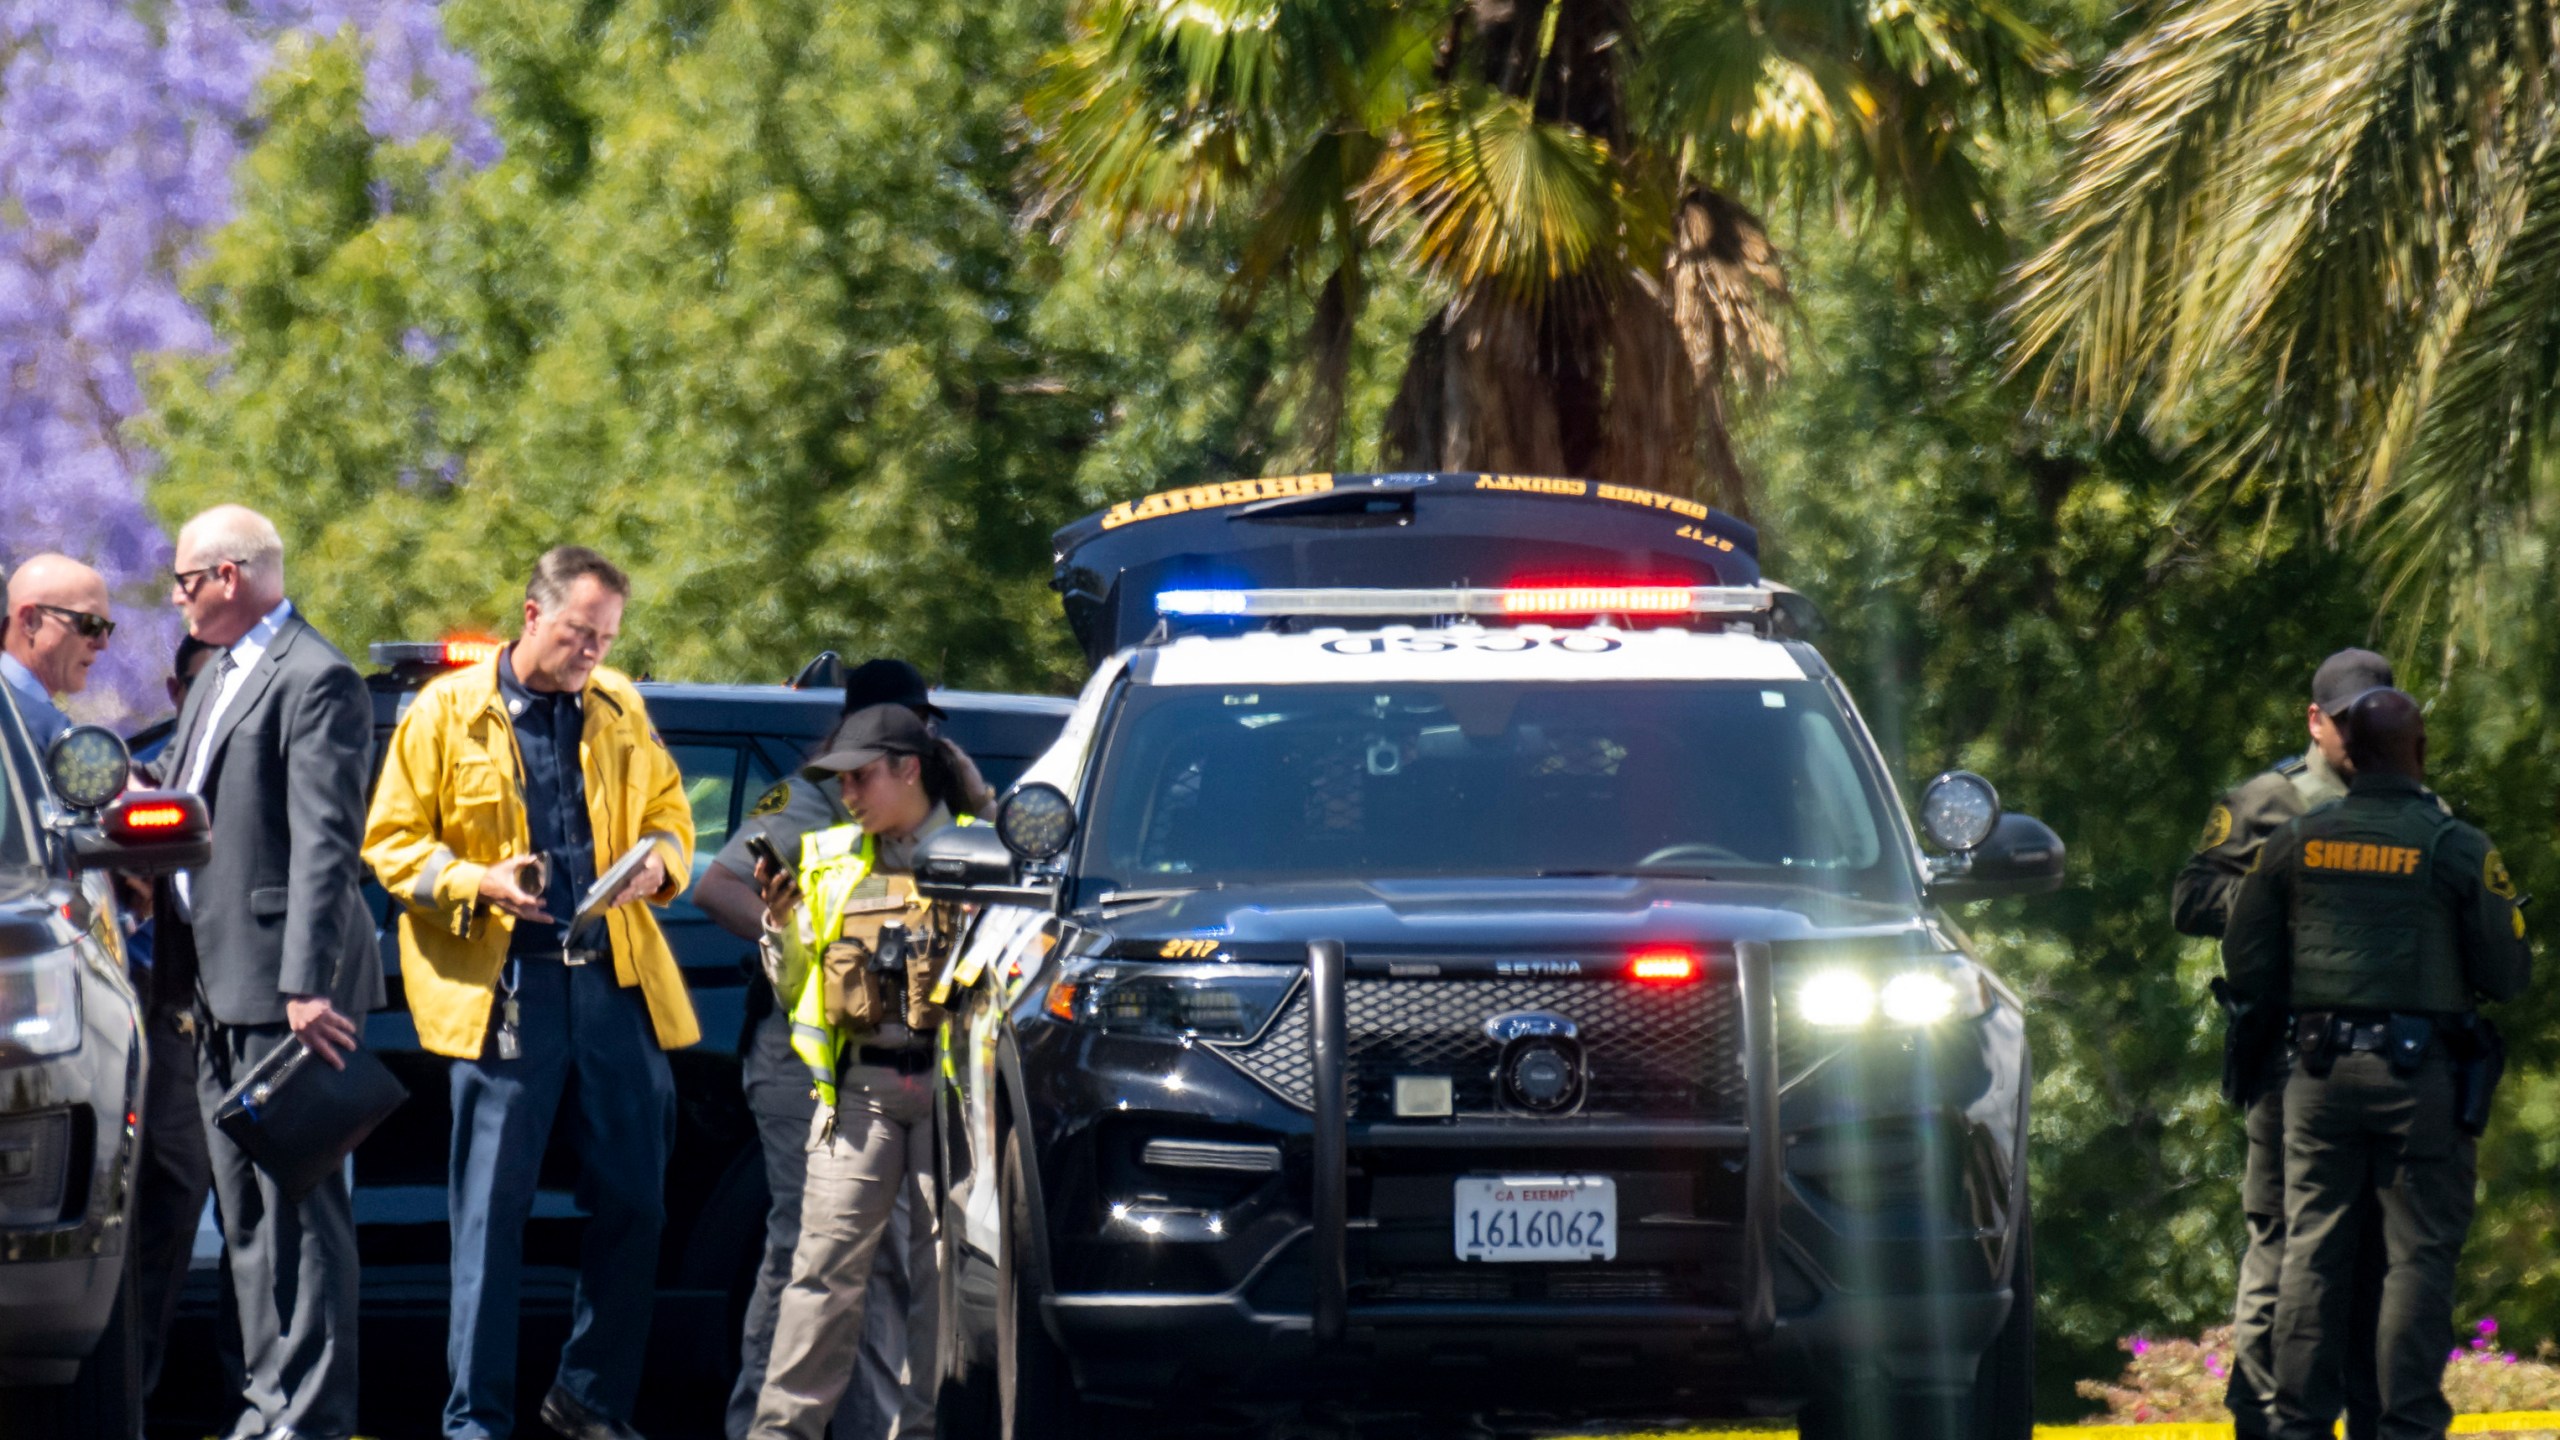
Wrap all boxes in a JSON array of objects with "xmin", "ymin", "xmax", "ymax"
[{"xmin": 177, "ymin": 598, "xmax": 294, "ymax": 910}]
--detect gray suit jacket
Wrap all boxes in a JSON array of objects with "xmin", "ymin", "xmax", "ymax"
[{"xmin": 155, "ymin": 610, "xmax": 384, "ymax": 1025}]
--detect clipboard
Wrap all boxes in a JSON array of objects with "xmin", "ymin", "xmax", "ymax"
[{"xmin": 572, "ymin": 841, "xmax": 664, "ymax": 927}]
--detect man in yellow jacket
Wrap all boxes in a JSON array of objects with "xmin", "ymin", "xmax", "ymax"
[{"xmin": 363, "ymin": 546, "xmax": 695, "ymax": 1440}]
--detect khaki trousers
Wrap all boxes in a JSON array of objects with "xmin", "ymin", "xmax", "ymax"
[{"xmin": 749, "ymin": 1069, "xmax": 939, "ymax": 1440}]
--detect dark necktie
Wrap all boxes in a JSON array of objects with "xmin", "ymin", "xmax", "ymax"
[{"xmin": 171, "ymin": 649, "xmax": 236, "ymax": 793}]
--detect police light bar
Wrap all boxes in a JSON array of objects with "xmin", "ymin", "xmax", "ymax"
[
  {"xmin": 369, "ymin": 636, "xmax": 504, "ymax": 668},
  {"xmin": 1154, "ymin": 584, "xmax": 1776, "ymax": 620}
]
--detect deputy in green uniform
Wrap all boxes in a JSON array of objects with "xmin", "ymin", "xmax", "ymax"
[
  {"xmin": 2175, "ymin": 648, "xmax": 2392, "ymax": 1440},
  {"xmin": 2223, "ymin": 689, "xmax": 2532, "ymax": 1440}
]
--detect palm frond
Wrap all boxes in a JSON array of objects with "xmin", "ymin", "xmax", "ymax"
[{"xmin": 1359, "ymin": 87, "xmax": 1625, "ymax": 305}]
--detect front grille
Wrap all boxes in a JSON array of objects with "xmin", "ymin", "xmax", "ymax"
[
  {"xmin": 1208, "ymin": 970, "xmax": 1745, "ymax": 1119},
  {"xmin": 1354, "ymin": 1265, "xmax": 1680, "ymax": 1304}
]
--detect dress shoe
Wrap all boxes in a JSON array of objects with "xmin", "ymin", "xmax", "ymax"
[{"xmin": 538, "ymin": 1385, "xmax": 647, "ymax": 1440}]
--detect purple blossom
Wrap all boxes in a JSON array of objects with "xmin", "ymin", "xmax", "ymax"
[
  {"xmin": 2204, "ymin": 1352, "xmax": 2226, "ymax": 1379},
  {"xmin": 0, "ymin": 0, "xmax": 497, "ymax": 724},
  {"xmin": 2128, "ymin": 1337, "xmax": 2150, "ymax": 1357}
]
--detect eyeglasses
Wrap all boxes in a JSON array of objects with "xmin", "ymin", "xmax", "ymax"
[
  {"xmin": 33, "ymin": 604, "xmax": 114, "ymax": 641},
  {"xmin": 171, "ymin": 563, "xmax": 227, "ymax": 599}
]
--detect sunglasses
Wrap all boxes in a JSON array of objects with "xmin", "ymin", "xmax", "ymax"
[
  {"xmin": 33, "ymin": 604, "xmax": 114, "ymax": 641},
  {"xmin": 171, "ymin": 563, "xmax": 227, "ymax": 599}
]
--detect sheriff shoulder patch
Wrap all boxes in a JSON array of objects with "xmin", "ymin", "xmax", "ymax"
[
  {"xmin": 2200, "ymin": 805, "xmax": 2233, "ymax": 850},
  {"xmin": 2486, "ymin": 848, "xmax": 2518, "ymax": 900},
  {"xmin": 752, "ymin": 781, "xmax": 791, "ymax": 817}
]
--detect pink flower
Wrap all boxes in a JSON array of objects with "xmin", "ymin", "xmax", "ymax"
[
  {"xmin": 2129, "ymin": 1337, "xmax": 2150, "ymax": 1357},
  {"xmin": 2206, "ymin": 1353, "xmax": 2227, "ymax": 1378}
]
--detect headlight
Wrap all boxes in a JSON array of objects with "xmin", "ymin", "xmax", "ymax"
[
  {"xmin": 1793, "ymin": 956, "xmax": 1985, "ymax": 1030},
  {"xmin": 1796, "ymin": 969, "xmax": 1877, "ymax": 1028},
  {"xmin": 0, "ymin": 946, "xmax": 82, "ymax": 1059},
  {"xmin": 1044, "ymin": 961, "xmax": 1300, "ymax": 1042}
]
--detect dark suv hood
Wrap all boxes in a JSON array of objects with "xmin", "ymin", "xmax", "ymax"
[{"xmin": 1077, "ymin": 875, "xmax": 1934, "ymax": 954}]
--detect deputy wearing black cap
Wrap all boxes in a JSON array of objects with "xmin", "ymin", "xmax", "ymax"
[
  {"xmin": 2174, "ymin": 648, "xmax": 2395, "ymax": 1440},
  {"xmin": 743, "ymin": 703, "xmax": 966, "ymax": 1440},
  {"xmin": 695, "ymin": 660, "xmax": 987, "ymax": 1440},
  {"xmin": 2224, "ymin": 689, "xmax": 2531, "ymax": 1440}
]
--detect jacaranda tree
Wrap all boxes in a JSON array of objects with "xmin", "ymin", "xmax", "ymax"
[{"xmin": 0, "ymin": 0, "xmax": 491, "ymax": 721}]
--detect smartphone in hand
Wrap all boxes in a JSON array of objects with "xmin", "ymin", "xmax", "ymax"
[{"xmin": 744, "ymin": 832, "xmax": 787, "ymax": 876}]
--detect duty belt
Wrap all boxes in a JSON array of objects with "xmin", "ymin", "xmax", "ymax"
[
  {"xmin": 855, "ymin": 1045, "xmax": 934, "ymax": 1075},
  {"xmin": 2327, "ymin": 1018, "xmax": 2396, "ymax": 1053}
]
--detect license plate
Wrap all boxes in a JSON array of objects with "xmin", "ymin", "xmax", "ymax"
[{"xmin": 1453, "ymin": 1175, "xmax": 1617, "ymax": 1262}]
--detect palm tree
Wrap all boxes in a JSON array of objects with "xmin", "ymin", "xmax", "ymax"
[
  {"xmin": 1031, "ymin": 0, "xmax": 2054, "ymax": 506},
  {"xmin": 2012, "ymin": 0, "xmax": 2560, "ymax": 634}
]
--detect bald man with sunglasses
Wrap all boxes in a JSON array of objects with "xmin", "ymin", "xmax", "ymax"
[{"xmin": 2, "ymin": 552, "xmax": 113, "ymax": 751}]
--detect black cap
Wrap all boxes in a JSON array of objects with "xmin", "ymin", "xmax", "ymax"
[
  {"xmin": 2312, "ymin": 648, "xmax": 2396, "ymax": 716},
  {"xmin": 843, "ymin": 657, "xmax": 942, "ymax": 720},
  {"xmin": 801, "ymin": 704, "xmax": 934, "ymax": 782}
]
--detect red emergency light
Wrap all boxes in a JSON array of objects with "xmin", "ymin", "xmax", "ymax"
[
  {"xmin": 441, "ymin": 635, "xmax": 503, "ymax": 665},
  {"xmin": 1498, "ymin": 585, "xmax": 1696, "ymax": 616},
  {"xmin": 118, "ymin": 804, "xmax": 190, "ymax": 832},
  {"xmin": 1629, "ymin": 948, "xmax": 1699, "ymax": 983}
]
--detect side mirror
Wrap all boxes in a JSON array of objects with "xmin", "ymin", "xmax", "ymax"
[
  {"xmin": 1929, "ymin": 812, "xmax": 2067, "ymax": 901},
  {"xmin": 915, "ymin": 824, "xmax": 1057, "ymax": 907},
  {"xmin": 69, "ymin": 792, "xmax": 213, "ymax": 876}
]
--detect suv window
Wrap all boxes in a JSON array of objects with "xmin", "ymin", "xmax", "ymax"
[
  {"xmin": 1085, "ymin": 680, "xmax": 1911, "ymax": 900},
  {"xmin": 665, "ymin": 741, "xmax": 745, "ymax": 882}
]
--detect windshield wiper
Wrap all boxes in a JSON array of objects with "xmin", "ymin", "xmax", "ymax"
[
  {"xmin": 1531, "ymin": 866, "xmax": 1721, "ymax": 880},
  {"xmin": 1094, "ymin": 883, "xmax": 1219, "ymax": 910}
]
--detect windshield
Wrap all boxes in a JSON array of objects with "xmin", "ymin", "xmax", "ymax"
[{"xmin": 1082, "ymin": 679, "xmax": 1912, "ymax": 900}]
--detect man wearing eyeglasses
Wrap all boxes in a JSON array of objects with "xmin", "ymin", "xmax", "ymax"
[{"xmin": 1, "ymin": 551, "xmax": 113, "ymax": 751}]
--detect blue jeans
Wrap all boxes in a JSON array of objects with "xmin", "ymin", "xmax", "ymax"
[{"xmin": 444, "ymin": 954, "xmax": 675, "ymax": 1440}]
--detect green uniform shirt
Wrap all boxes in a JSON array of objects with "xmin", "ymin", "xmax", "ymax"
[
  {"xmin": 713, "ymin": 775, "xmax": 853, "ymax": 883},
  {"xmin": 2224, "ymin": 774, "xmax": 2531, "ymax": 1014},
  {"xmin": 2172, "ymin": 750, "xmax": 2347, "ymax": 938}
]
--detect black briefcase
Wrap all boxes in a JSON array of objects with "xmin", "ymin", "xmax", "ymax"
[{"xmin": 212, "ymin": 1038, "xmax": 409, "ymax": 1201}]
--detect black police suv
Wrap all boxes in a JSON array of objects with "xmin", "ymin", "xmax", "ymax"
[
  {"xmin": 919, "ymin": 474, "xmax": 2063, "ymax": 1440},
  {"xmin": 147, "ymin": 646, "xmax": 1070, "ymax": 1435},
  {"xmin": 0, "ymin": 704, "xmax": 211, "ymax": 1439}
]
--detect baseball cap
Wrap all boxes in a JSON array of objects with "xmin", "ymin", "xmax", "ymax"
[
  {"xmin": 843, "ymin": 657, "xmax": 943, "ymax": 721},
  {"xmin": 801, "ymin": 703, "xmax": 933, "ymax": 782},
  {"xmin": 2311, "ymin": 647, "xmax": 2396, "ymax": 716}
]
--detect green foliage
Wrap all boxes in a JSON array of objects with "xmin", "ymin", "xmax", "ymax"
[
  {"xmin": 2011, "ymin": 0, "xmax": 2560, "ymax": 646},
  {"xmin": 1748, "ymin": 228, "xmax": 2378, "ymax": 1411},
  {"xmin": 145, "ymin": 0, "xmax": 1118, "ymax": 690}
]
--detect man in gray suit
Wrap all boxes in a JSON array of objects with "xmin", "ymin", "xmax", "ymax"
[{"xmin": 157, "ymin": 504, "xmax": 380, "ymax": 1440}]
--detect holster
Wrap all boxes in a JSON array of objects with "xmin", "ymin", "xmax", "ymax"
[
  {"xmin": 2440, "ymin": 1012, "xmax": 2507, "ymax": 1138},
  {"xmin": 2383, "ymin": 1012, "xmax": 2434, "ymax": 1075},
  {"xmin": 2293, "ymin": 1011, "xmax": 2339, "ymax": 1078},
  {"xmin": 2211, "ymin": 977, "xmax": 2285, "ymax": 1108}
]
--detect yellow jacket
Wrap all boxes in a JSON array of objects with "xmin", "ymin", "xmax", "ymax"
[{"xmin": 361, "ymin": 655, "xmax": 698, "ymax": 1058}]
